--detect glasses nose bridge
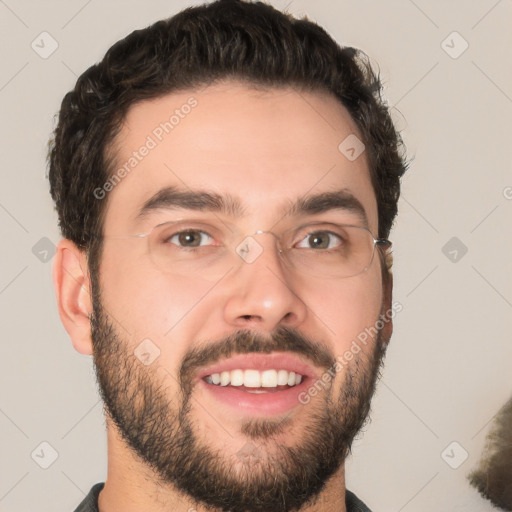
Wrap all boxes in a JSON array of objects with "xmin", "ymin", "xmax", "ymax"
[
  {"xmin": 250, "ymin": 229, "xmax": 288, "ymax": 256},
  {"xmin": 233, "ymin": 229, "xmax": 287, "ymax": 268},
  {"xmin": 253, "ymin": 229, "xmax": 281, "ymax": 243}
]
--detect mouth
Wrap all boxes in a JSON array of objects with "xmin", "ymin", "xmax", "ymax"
[{"xmin": 196, "ymin": 352, "xmax": 318, "ymax": 416}]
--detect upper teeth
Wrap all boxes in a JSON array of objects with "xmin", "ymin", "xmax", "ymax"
[{"xmin": 204, "ymin": 369, "xmax": 303, "ymax": 387}]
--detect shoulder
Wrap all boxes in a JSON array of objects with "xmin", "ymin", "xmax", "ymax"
[
  {"xmin": 346, "ymin": 489, "xmax": 373, "ymax": 512},
  {"xmin": 72, "ymin": 482, "xmax": 105, "ymax": 512}
]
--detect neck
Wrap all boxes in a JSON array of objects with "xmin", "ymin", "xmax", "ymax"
[{"xmin": 98, "ymin": 420, "xmax": 348, "ymax": 512}]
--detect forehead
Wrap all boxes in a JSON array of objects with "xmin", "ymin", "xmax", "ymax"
[{"xmin": 102, "ymin": 81, "xmax": 378, "ymax": 233}]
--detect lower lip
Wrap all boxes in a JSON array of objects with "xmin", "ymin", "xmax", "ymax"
[{"xmin": 198, "ymin": 378, "xmax": 311, "ymax": 416}]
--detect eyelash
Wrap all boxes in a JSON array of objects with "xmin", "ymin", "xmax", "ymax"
[
  {"xmin": 165, "ymin": 229, "xmax": 215, "ymax": 248},
  {"xmin": 295, "ymin": 231, "xmax": 343, "ymax": 250}
]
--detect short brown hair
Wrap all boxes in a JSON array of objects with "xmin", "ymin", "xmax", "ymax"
[{"xmin": 48, "ymin": 0, "xmax": 407, "ymax": 281}]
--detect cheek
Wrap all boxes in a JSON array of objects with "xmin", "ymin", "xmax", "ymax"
[
  {"xmin": 99, "ymin": 247, "xmax": 213, "ymax": 343},
  {"xmin": 306, "ymin": 269, "xmax": 383, "ymax": 355}
]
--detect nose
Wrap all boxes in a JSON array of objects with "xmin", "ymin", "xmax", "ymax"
[{"xmin": 222, "ymin": 233, "xmax": 308, "ymax": 332}]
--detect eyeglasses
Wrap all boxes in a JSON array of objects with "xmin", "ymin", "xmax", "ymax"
[{"xmin": 102, "ymin": 219, "xmax": 391, "ymax": 281}]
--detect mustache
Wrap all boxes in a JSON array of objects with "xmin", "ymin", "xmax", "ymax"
[{"xmin": 179, "ymin": 326, "xmax": 335, "ymax": 388}]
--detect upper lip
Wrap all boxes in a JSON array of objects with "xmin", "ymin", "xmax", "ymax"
[{"xmin": 196, "ymin": 352, "xmax": 320, "ymax": 381}]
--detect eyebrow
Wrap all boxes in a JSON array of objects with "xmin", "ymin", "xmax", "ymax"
[
  {"xmin": 135, "ymin": 186, "xmax": 245, "ymax": 221},
  {"xmin": 135, "ymin": 185, "xmax": 368, "ymax": 228},
  {"xmin": 286, "ymin": 190, "xmax": 369, "ymax": 228}
]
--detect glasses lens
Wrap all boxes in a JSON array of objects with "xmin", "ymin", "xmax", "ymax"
[
  {"xmin": 283, "ymin": 225, "xmax": 377, "ymax": 279},
  {"xmin": 147, "ymin": 222, "xmax": 232, "ymax": 280}
]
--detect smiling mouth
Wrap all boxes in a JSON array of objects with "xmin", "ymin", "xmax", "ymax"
[
  {"xmin": 203, "ymin": 368, "xmax": 304, "ymax": 392},
  {"xmin": 195, "ymin": 352, "xmax": 320, "ymax": 416}
]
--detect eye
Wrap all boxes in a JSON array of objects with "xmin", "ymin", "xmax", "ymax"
[
  {"xmin": 295, "ymin": 230, "xmax": 343, "ymax": 250},
  {"xmin": 167, "ymin": 229, "xmax": 214, "ymax": 248}
]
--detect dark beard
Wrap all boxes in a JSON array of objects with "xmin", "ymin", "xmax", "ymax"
[{"xmin": 90, "ymin": 289, "xmax": 388, "ymax": 512}]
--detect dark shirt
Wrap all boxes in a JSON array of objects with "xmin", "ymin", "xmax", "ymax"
[{"xmin": 73, "ymin": 482, "xmax": 372, "ymax": 511}]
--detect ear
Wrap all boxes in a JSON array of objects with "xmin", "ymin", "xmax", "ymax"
[
  {"xmin": 380, "ymin": 265, "xmax": 394, "ymax": 345},
  {"xmin": 52, "ymin": 239, "xmax": 94, "ymax": 355}
]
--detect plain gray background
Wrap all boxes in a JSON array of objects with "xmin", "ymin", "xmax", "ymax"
[{"xmin": 1, "ymin": 1, "xmax": 511, "ymax": 511}]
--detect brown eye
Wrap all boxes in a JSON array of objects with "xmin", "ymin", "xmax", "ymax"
[
  {"xmin": 169, "ymin": 230, "xmax": 213, "ymax": 247},
  {"xmin": 296, "ymin": 231, "xmax": 342, "ymax": 250}
]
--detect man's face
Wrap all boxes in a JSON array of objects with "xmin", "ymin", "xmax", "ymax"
[{"xmin": 90, "ymin": 82, "xmax": 391, "ymax": 512}]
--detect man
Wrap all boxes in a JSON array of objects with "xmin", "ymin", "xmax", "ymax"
[{"xmin": 48, "ymin": 0, "xmax": 407, "ymax": 510}]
